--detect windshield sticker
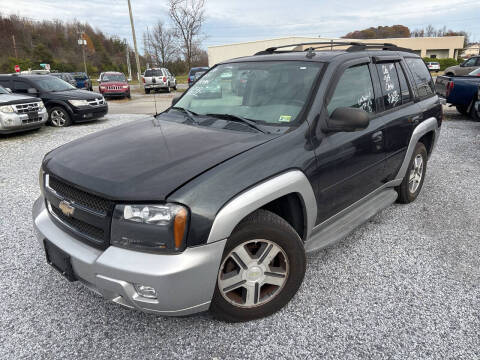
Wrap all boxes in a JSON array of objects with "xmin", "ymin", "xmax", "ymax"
[{"xmin": 278, "ymin": 115, "xmax": 292, "ymax": 122}]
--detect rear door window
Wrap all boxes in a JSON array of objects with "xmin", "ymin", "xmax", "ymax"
[
  {"xmin": 376, "ymin": 62, "xmax": 401, "ymax": 110},
  {"xmin": 327, "ymin": 64, "xmax": 375, "ymax": 115},
  {"xmin": 13, "ymin": 80, "xmax": 31, "ymax": 94},
  {"xmin": 144, "ymin": 69, "xmax": 163, "ymax": 77},
  {"xmin": 405, "ymin": 58, "xmax": 434, "ymax": 99}
]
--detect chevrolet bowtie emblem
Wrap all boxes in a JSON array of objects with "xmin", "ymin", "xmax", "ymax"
[{"xmin": 59, "ymin": 200, "xmax": 75, "ymax": 217}]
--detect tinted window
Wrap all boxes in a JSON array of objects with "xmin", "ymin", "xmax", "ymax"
[
  {"xmin": 475, "ymin": 58, "xmax": 480, "ymax": 66},
  {"xmin": 0, "ymin": 86, "xmax": 9, "ymax": 94},
  {"xmin": 376, "ymin": 63, "xmax": 401, "ymax": 110},
  {"xmin": 144, "ymin": 69, "xmax": 163, "ymax": 77},
  {"xmin": 395, "ymin": 63, "xmax": 412, "ymax": 103},
  {"xmin": 13, "ymin": 80, "xmax": 31, "ymax": 93},
  {"xmin": 405, "ymin": 58, "xmax": 434, "ymax": 98},
  {"xmin": 463, "ymin": 58, "xmax": 476, "ymax": 67},
  {"xmin": 189, "ymin": 68, "xmax": 208, "ymax": 75},
  {"xmin": 30, "ymin": 76, "xmax": 76, "ymax": 92},
  {"xmin": 327, "ymin": 64, "xmax": 375, "ymax": 115},
  {"xmin": 0, "ymin": 80, "xmax": 11, "ymax": 89}
]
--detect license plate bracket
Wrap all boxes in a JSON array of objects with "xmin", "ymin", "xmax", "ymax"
[
  {"xmin": 44, "ymin": 239, "xmax": 77, "ymax": 282},
  {"xmin": 28, "ymin": 111, "xmax": 38, "ymax": 120}
]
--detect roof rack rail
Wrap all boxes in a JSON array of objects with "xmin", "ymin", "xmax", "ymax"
[{"xmin": 254, "ymin": 41, "xmax": 415, "ymax": 55}]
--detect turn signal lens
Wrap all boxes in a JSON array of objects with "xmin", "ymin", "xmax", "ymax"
[{"xmin": 174, "ymin": 208, "xmax": 188, "ymax": 249}]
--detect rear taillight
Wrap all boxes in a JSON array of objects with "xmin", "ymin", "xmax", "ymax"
[
  {"xmin": 163, "ymin": 76, "xmax": 167, "ymax": 82},
  {"xmin": 142, "ymin": 77, "xmax": 145, "ymax": 83},
  {"xmin": 446, "ymin": 81, "xmax": 454, "ymax": 97}
]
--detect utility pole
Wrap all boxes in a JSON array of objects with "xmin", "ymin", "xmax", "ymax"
[
  {"xmin": 125, "ymin": 39, "xmax": 132, "ymax": 80},
  {"xmin": 12, "ymin": 35, "xmax": 18, "ymax": 58},
  {"xmin": 127, "ymin": 0, "xmax": 142, "ymax": 82},
  {"xmin": 78, "ymin": 34, "xmax": 88, "ymax": 75}
]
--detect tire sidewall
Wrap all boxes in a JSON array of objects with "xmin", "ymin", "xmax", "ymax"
[{"xmin": 211, "ymin": 217, "xmax": 306, "ymax": 322}]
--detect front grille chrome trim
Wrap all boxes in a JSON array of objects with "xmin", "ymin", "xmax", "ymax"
[
  {"xmin": 45, "ymin": 175, "xmax": 106, "ymax": 218},
  {"xmin": 46, "ymin": 201, "xmax": 105, "ymax": 246}
]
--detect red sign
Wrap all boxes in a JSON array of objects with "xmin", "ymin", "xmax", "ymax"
[{"xmin": 14, "ymin": 65, "xmax": 20, "ymax": 73}]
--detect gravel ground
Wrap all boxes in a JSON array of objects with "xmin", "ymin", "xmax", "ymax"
[{"xmin": 0, "ymin": 111, "xmax": 479, "ymax": 359}]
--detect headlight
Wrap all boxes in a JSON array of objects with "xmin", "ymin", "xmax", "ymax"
[
  {"xmin": 68, "ymin": 99, "xmax": 89, "ymax": 107},
  {"xmin": 0, "ymin": 105, "xmax": 14, "ymax": 113},
  {"xmin": 111, "ymin": 204, "xmax": 189, "ymax": 253},
  {"xmin": 122, "ymin": 85, "xmax": 129, "ymax": 89},
  {"xmin": 37, "ymin": 101, "xmax": 45, "ymax": 110}
]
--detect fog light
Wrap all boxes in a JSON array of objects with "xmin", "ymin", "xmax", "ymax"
[{"xmin": 134, "ymin": 284, "xmax": 157, "ymax": 299}]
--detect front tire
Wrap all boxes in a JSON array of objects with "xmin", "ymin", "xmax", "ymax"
[
  {"xmin": 396, "ymin": 142, "xmax": 427, "ymax": 204},
  {"xmin": 145, "ymin": 88, "xmax": 150, "ymax": 94},
  {"xmin": 48, "ymin": 106, "xmax": 72, "ymax": 127},
  {"xmin": 210, "ymin": 210, "xmax": 306, "ymax": 322}
]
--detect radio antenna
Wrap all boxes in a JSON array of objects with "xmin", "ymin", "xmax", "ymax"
[{"xmin": 151, "ymin": 77, "xmax": 158, "ymax": 116}]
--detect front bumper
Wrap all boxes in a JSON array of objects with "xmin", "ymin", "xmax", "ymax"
[
  {"xmin": 32, "ymin": 196, "xmax": 226, "ymax": 316},
  {"xmin": 0, "ymin": 109, "xmax": 48, "ymax": 134},
  {"xmin": 71, "ymin": 104, "xmax": 108, "ymax": 122}
]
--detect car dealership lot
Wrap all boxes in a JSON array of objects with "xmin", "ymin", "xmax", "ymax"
[{"xmin": 1, "ymin": 110, "xmax": 479, "ymax": 359}]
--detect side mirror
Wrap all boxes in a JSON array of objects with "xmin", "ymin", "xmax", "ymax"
[
  {"xmin": 327, "ymin": 107, "xmax": 370, "ymax": 132},
  {"xmin": 97, "ymin": 78, "xmax": 101, "ymax": 82},
  {"xmin": 171, "ymin": 94, "xmax": 182, "ymax": 107},
  {"xmin": 27, "ymin": 88, "xmax": 38, "ymax": 95},
  {"xmin": 127, "ymin": 78, "xmax": 132, "ymax": 82}
]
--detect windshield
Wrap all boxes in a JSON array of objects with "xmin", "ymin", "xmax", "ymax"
[
  {"xmin": 31, "ymin": 76, "xmax": 76, "ymax": 92},
  {"xmin": 0, "ymin": 86, "xmax": 9, "ymax": 94},
  {"xmin": 144, "ymin": 69, "xmax": 163, "ymax": 77},
  {"xmin": 101, "ymin": 74, "xmax": 126, "ymax": 82},
  {"xmin": 175, "ymin": 61, "xmax": 323, "ymax": 126}
]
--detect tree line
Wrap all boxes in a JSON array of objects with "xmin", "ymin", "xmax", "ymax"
[{"xmin": 343, "ymin": 24, "xmax": 470, "ymax": 49}]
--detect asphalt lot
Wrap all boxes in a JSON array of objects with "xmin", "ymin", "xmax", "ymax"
[{"xmin": 0, "ymin": 107, "xmax": 479, "ymax": 359}]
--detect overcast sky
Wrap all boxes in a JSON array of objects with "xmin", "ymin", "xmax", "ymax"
[{"xmin": 2, "ymin": 0, "xmax": 479, "ymax": 51}]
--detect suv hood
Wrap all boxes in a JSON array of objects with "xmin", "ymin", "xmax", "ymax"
[
  {"xmin": 46, "ymin": 89, "xmax": 101, "ymax": 100},
  {"xmin": 0, "ymin": 93, "xmax": 40, "ymax": 105},
  {"xmin": 44, "ymin": 116, "xmax": 276, "ymax": 201}
]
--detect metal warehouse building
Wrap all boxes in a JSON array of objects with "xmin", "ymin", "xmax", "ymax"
[{"xmin": 207, "ymin": 36, "xmax": 465, "ymax": 66}]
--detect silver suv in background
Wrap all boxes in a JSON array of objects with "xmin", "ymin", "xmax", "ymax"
[
  {"xmin": 0, "ymin": 86, "xmax": 48, "ymax": 134},
  {"xmin": 142, "ymin": 68, "xmax": 176, "ymax": 94},
  {"xmin": 444, "ymin": 56, "xmax": 480, "ymax": 76}
]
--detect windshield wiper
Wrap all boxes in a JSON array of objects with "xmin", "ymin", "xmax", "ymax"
[
  {"xmin": 205, "ymin": 113, "xmax": 266, "ymax": 134},
  {"xmin": 171, "ymin": 106, "xmax": 200, "ymax": 125}
]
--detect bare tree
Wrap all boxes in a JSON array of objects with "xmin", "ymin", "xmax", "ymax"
[
  {"xmin": 144, "ymin": 21, "xmax": 178, "ymax": 67},
  {"xmin": 168, "ymin": 0, "xmax": 206, "ymax": 69}
]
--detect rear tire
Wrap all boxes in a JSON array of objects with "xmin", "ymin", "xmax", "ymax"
[
  {"xmin": 210, "ymin": 209, "xmax": 306, "ymax": 322},
  {"xmin": 396, "ymin": 142, "xmax": 427, "ymax": 204},
  {"xmin": 145, "ymin": 89, "xmax": 150, "ymax": 94},
  {"xmin": 470, "ymin": 101, "xmax": 480, "ymax": 121},
  {"xmin": 456, "ymin": 105, "xmax": 468, "ymax": 115}
]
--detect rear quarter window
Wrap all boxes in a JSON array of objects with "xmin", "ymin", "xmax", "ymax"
[{"xmin": 405, "ymin": 58, "xmax": 435, "ymax": 99}]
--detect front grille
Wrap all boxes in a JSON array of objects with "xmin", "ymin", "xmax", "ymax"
[
  {"xmin": 48, "ymin": 176, "xmax": 110, "ymax": 214},
  {"xmin": 22, "ymin": 116, "xmax": 42, "ymax": 124},
  {"xmin": 51, "ymin": 206, "xmax": 105, "ymax": 241},
  {"xmin": 45, "ymin": 174, "xmax": 113, "ymax": 248},
  {"xmin": 87, "ymin": 98, "xmax": 106, "ymax": 106},
  {"xmin": 14, "ymin": 102, "xmax": 40, "ymax": 114}
]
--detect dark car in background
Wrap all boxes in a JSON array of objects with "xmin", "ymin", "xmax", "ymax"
[
  {"xmin": 0, "ymin": 74, "xmax": 107, "ymax": 127},
  {"xmin": 98, "ymin": 72, "xmax": 130, "ymax": 99},
  {"xmin": 50, "ymin": 72, "xmax": 77, "ymax": 87},
  {"xmin": 188, "ymin": 67, "xmax": 209, "ymax": 87},
  {"xmin": 72, "ymin": 72, "xmax": 93, "ymax": 91}
]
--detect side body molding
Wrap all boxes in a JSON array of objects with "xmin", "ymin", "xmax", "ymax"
[
  {"xmin": 206, "ymin": 170, "xmax": 317, "ymax": 244},
  {"xmin": 392, "ymin": 116, "xmax": 440, "ymax": 186}
]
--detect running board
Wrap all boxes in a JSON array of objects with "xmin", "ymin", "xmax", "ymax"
[{"xmin": 305, "ymin": 189, "xmax": 398, "ymax": 253}]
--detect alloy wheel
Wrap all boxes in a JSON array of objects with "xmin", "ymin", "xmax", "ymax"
[
  {"xmin": 218, "ymin": 239, "xmax": 289, "ymax": 308},
  {"xmin": 408, "ymin": 154, "xmax": 424, "ymax": 193},
  {"xmin": 50, "ymin": 109, "xmax": 67, "ymax": 127}
]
